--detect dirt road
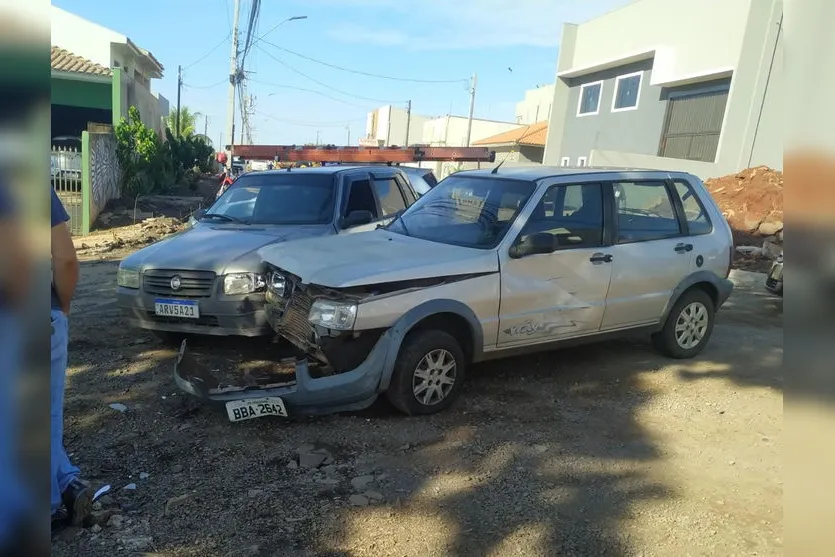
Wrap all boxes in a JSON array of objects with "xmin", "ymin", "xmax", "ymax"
[{"xmin": 53, "ymin": 262, "xmax": 782, "ymax": 556}]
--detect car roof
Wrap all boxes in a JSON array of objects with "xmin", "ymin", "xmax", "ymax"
[{"xmin": 458, "ymin": 166, "xmax": 692, "ymax": 181}]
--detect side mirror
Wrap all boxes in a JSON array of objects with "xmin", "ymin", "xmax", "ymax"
[
  {"xmin": 192, "ymin": 208, "xmax": 207, "ymax": 220},
  {"xmin": 339, "ymin": 210, "xmax": 374, "ymax": 229},
  {"xmin": 509, "ymin": 232, "xmax": 555, "ymax": 259}
]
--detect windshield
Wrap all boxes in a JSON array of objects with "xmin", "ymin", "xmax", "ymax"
[
  {"xmin": 205, "ymin": 172, "xmax": 335, "ymax": 225},
  {"xmin": 388, "ymin": 174, "xmax": 536, "ymax": 249}
]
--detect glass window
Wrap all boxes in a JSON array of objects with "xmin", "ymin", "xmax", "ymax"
[
  {"xmin": 373, "ymin": 177, "xmax": 407, "ymax": 216},
  {"xmin": 388, "ymin": 175, "xmax": 536, "ymax": 249},
  {"xmin": 207, "ymin": 173, "xmax": 335, "ymax": 225},
  {"xmin": 614, "ymin": 181, "xmax": 682, "ymax": 243},
  {"xmin": 345, "ymin": 178, "xmax": 379, "ymax": 218},
  {"xmin": 673, "ymin": 180, "xmax": 712, "ymax": 235},
  {"xmin": 519, "ymin": 184, "xmax": 604, "ymax": 250},
  {"xmin": 613, "ymin": 73, "xmax": 642, "ymax": 110},
  {"xmin": 578, "ymin": 82, "xmax": 602, "ymax": 115}
]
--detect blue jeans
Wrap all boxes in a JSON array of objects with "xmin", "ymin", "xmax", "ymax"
[
  {"xmin": 0, "ymin": 311, "xmax": 27, "ymax": 543},
  {"xmin": 51, "ymin": 309, "xmax": 79, "ymax": 515}
]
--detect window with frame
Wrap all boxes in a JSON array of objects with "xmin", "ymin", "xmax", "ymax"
[
  {"xmin": 372, "ymin": 177, "xmax": 408, "ymax": 216},
  {"xmin": 345, "ymin": 178, "xmax": 379, "ymax": 218},
  {"xmin": 673, "ymin": 179, "xmax": 712, "ymax": 235},
  {"xmin": 613, "ymin": 73, "xmax": 642, "ymax": 111},
  {"xmin": 560, "ymin": 157, "xmax": 570, "ymax": 167},
  {"xmin": 518, "ymin": 183, "xmax": 604, "ymax": 250},
  {"xmin": 614, "ymin": 181, "xmax": 681, "ymax": 243},
  {"xmin": 578, "ymin": 82, "xmax": 602, "ymax": 115},
  {"xmin": 577, "ymin": 156, "xmax": 587, "ymax": 167}
]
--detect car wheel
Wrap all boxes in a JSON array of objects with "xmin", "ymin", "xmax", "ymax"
[
  {"xmin": 386, "ymin": 329, "xmax": 466, "ymax": 416},
  {"xmin": 652, "ymin": 288, "xmax": 715, "ymax": 359}
]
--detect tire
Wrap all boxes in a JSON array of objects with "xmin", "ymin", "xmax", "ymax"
[
  {"xmin": 652, "ymin": 288, "xmax": 716, "ymax": 359},
  {"xmin": 386, "ymin": 329, "xmax": 466, "ymax": 416}
]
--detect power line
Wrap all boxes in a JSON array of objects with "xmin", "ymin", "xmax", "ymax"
[
  {"xmin": 248, "ymin": 77, "xmax": 377, "ymax": 109},
  {"xmin": 183, "ymin": 33, "xmax": 231, "ymax": 70},
  {"xmin": 255, "ymin": 45, "xmax": 402, "ymax": 104},
  {"xmin": 254, "ymin": 109, "xmax": 365, "ymax": 128},
  {"xmin": 259, "ymin": 39, "xmax": 468, "ymax": 84},
  {"xmin": 183, "ymin": 77, "xmax": 229, "ymax": 89}
]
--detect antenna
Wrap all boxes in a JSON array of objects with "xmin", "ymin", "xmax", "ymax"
[{"xmin": 491, "ymin": 154, "xmax": 508, "ymax": 174}]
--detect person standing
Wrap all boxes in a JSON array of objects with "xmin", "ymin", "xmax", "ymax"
[{"xmin": 50, "ymin": 188, "xmax": 91, "ymax": 526}]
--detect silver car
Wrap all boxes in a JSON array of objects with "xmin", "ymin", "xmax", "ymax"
[
  {"xmin": 175, "ymin": 167, "xmax": 734, "ymax": 419},
  {"xmin": 117, "ymin": 165, "xmax": 420, "ymax": 340}
]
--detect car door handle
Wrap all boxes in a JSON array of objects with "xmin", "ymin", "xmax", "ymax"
[
  {"xmin": 674, "ymin": 243, "xmax": 694, "ymax": 253},
  {"xmin": 590, "ymin": 253, "xmax": 613, "ymax": 263}
]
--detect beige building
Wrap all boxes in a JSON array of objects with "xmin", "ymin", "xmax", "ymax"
[{"xmin": 515, "ymin": 85, "xmax": 554, "ymax": 125}]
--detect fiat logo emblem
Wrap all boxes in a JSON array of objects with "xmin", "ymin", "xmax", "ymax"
[{"xmin": 170, "ymin": 275, "xmax": 182, "ymax": 291}]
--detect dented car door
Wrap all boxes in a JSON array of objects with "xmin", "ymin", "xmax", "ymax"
[{"xmin": 497, "ymin": 182, "xmax": 613, "ymax": 346}]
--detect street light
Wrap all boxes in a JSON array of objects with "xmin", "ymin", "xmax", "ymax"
[{"xmin": 252, "ymin": 15, "xmax": 308, "ymax": 49}]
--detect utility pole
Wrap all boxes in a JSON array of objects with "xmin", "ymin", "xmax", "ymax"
[
  {"xmin": 346, "ymin": 125, "xmax": 351, "ymax": 146},
  {"xmin": 225, "ymin": 0, "xmax": 241, "ymax": 169},
  {"xmin": 404, "ymin": 100, "xmax": 412, "ymax": 146},
  {"xmin": 176, "ymin": 65, "xmax": 183, "ymax": 137},
  {"xmin": 315, "ymin": 129, "xmax": 320, "ymax": 146},
  {"xmin": 465, "ymin": 73, "xmax": 477, "ymax": 147},
  {"xmin": 204, "ymin": 114, "xmax": 209, "ymax": 137}
]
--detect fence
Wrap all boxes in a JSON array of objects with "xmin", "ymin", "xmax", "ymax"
[{"xmin": 50, "ymin": 130, "xmax": 121, "ymax": 235}]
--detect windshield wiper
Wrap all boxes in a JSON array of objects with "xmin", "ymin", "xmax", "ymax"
[{"xmin": 200, "ymin": 213, "xmax": 247, "ymax": 224}]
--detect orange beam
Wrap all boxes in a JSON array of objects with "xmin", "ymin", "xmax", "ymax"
[{"xmin": 230, "ymin": 145, "xmax": 496, "ymax": 163}]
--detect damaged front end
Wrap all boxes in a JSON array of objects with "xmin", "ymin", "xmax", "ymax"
[{"xmin": 263, "ymin": 266, "xmax": 386, "ymax": 374}]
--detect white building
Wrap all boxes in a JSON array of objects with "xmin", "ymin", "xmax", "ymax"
[
  {"xmin": 51, "ymin": 6, "xmax": 169, "ymax": 134},
  {"xmin": 363, "ymin": 105, "xmax": 428, "ymax": 147},
  {"xmin": 515, "ymin": 84, "xmax": 555, "ymax": 125},
  {"xmin": 543, "ymin": 0, "xmax": 782, "ymax": 178}
]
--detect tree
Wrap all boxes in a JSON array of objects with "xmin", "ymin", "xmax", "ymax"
[{"xmin": 165, "ymin": 107, "xmax": 200, "ymax": 138}]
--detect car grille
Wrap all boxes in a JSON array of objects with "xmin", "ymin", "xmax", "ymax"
[
  {"xmin": 143, "ymin": 269, "xmax": 216, "ymax": 298},
  {"xmin": 277, "ymin": 285, "xmax": 315, "ymax": 351}
]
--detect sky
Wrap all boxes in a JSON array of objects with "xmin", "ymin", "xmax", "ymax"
[{"xmin": 54, "ymin": 0, "xmax": 631, "ymax": 146}]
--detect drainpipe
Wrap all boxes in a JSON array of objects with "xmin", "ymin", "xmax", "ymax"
[{"xmin": 747, "ymin": 12, "xmax": 782, "ymax": 168}]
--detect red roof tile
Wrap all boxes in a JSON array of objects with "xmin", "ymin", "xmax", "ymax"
[{"xmin": 51, "ymin": 46, "xmax": 112, "ymax": 77}]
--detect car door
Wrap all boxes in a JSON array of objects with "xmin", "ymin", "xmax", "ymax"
[
  {"xmin": 600, "ymin": 179, "xmax": 692, "ymax": 330},
  {"xmin": 337, "ymin": 171, "xmax": 381, "ymax": 234},
  {"xmin": 497, "ymin": 181, "xmax": 614, "ymax": 347}
]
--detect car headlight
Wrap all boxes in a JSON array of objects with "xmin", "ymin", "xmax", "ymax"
[
  {"xmin": 309, "ymin": 299, "xmax": 357, "ymax": 331},
  {"xmin": 267, "ymin": 272, "xmax": 286, "ymax": 297},
  {"xmin": 117, "ymin": 267, "xmax": 140, "ymax": 289},
  {"xmin": 223, "ymin": 273, "xmax": 267, "ymax": 295}
]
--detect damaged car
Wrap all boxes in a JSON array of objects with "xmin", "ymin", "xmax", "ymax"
[{"xmin": 175, "ymin": 167, "xmax": 734, "ymax": 420}]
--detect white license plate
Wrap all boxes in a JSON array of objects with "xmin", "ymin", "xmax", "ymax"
[
  {"xmin": 226, "ymin": 397, "xmax": 288, "ymax": 422},
  {"xmin": 154, "ymin": 299, "xmax": 199, "ymax": 319}
]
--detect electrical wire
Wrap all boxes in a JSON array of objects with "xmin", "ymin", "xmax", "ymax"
[
  {"xmin": 248, "ymin": 78, "xmax": 377, "ymax": 110},
  {"xmin": 254, "ymin": 109, "xmax": 365, "ymax": 128},
  {"xmin": 183, "ymin": 77, "xmax": 229, "ymax": 89},
  {"xmin": 259, "ymin": 39, "xmax": 468, "ymax": 84},
  {"xmin": 255, "ymin": 45, "xmax": 402, "ymax": 104},
  {"xmin": 183, "ymin": 33, "xmax": 231, "ymax": 70}
]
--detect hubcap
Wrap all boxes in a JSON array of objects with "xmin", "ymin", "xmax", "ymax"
[
  {"xmin": 674, "ymin": 301, "xmax": 709, "ymax": 350},
  {"xmin": 412, "ymin": 348, "xmax": 457, "ymax": 406}
]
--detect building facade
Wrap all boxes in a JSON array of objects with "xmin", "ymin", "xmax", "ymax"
[
  {"xmin": 51, "ymin": 6, "xmax": 168, "ymax": 136},
  {"xmin": 515, "ymin": 84, "xmax": 554, "ymax": 125},
  {"xmin": 543, "ymin": 0, "xmax": 782, "ymax": 178},
  {"xmin": 363, "ymin": 105, "xmax": 428, "ymax": 147}
]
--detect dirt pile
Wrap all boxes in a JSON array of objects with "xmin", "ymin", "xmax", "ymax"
[
  {"xmin": 76, "ymin": 217, "xmax": 185, "ymax": 258},
  {"xmin": 705, "ymin": 166, "xmax": 783, "ymax": 270}
]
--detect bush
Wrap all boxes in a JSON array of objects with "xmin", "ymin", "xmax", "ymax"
[
  {"xmin": 166, "ymin": 130, "xmax": 215, "ymax": 178},
  {"xmin": 115, "ymin": 106, "xmax": 176, "ymax": 196}
]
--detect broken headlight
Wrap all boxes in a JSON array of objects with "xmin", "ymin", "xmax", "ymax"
[
  {"xmin": 223, "ymin": 273, "xmax": 267, "ymax": 295},
  {"xmin": 268, "ymin": 272, "xmax": 286, "ymax": 297},
  {"xmin": 309, "ymin": 300, "xmax": 357, "ymax": 331},
  {"xmin": 117, "ymin": 266, "xmax": 140, "ymax": 289}
]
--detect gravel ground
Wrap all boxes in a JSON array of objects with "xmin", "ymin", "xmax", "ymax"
[{"xmin": 52, "ymin": 263, "xmax": 783, "ymax": 557}]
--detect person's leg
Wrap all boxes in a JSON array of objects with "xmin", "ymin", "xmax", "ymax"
[{"xmin": 50, "ymin": 309, "xmax": 80, "ymax": 515}]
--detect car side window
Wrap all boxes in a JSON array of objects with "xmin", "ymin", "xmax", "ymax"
[
  {"xmin": 394, "ymin": 174, "xmax": 417, "ymax": 205},
  {"xmin": 614, "ymin": 181, "xmax": 681, "ymax": 243},
  {"xmin": 518, "ymin": 183, "xmax": 604, "ymax": 249},
  {"xmin": 344, "ymin": 178, "xmax": 379, "ymax": 218},
  {"xmin": 372, "ymin": 176, "xmax": 407, "ymax": 216},
  {"xmin": 672, "ymin": 179, "xmax": 713, "ymax": 235}
]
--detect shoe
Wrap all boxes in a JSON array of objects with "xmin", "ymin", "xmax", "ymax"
[{"xmin": 61, "ymin": 478, "xmax": 93, "ymax": 527}]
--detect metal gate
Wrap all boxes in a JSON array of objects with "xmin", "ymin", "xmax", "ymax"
[
  {"xmin": 51, "ymin": 145, "xmax": 85, "ymax": 235},
  {"xmin": 658, "ymin": 88, "xmax": 729, "ymax": 162}
]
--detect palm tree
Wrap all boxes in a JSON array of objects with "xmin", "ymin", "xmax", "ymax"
[{"xmin": 165, "ymin": 107, "xmax": 200, "ymax": 138}]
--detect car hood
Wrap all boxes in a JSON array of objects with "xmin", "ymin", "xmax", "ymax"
[
  {"xmin": 258, "ymin": 229, "xmax": 499, "ymax": 288},
  {"xmin": 122, "ymin": 223, "xmax": 334, "ymax": 274}
]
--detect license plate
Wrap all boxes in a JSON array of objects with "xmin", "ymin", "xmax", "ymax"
[
  {"xmin": 154, "ymin": 298, "xmax": 199, "ymax": 319},
  {"xmin": 226, "ymin": 397, "xmax": 288, "ymax": 422}
]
